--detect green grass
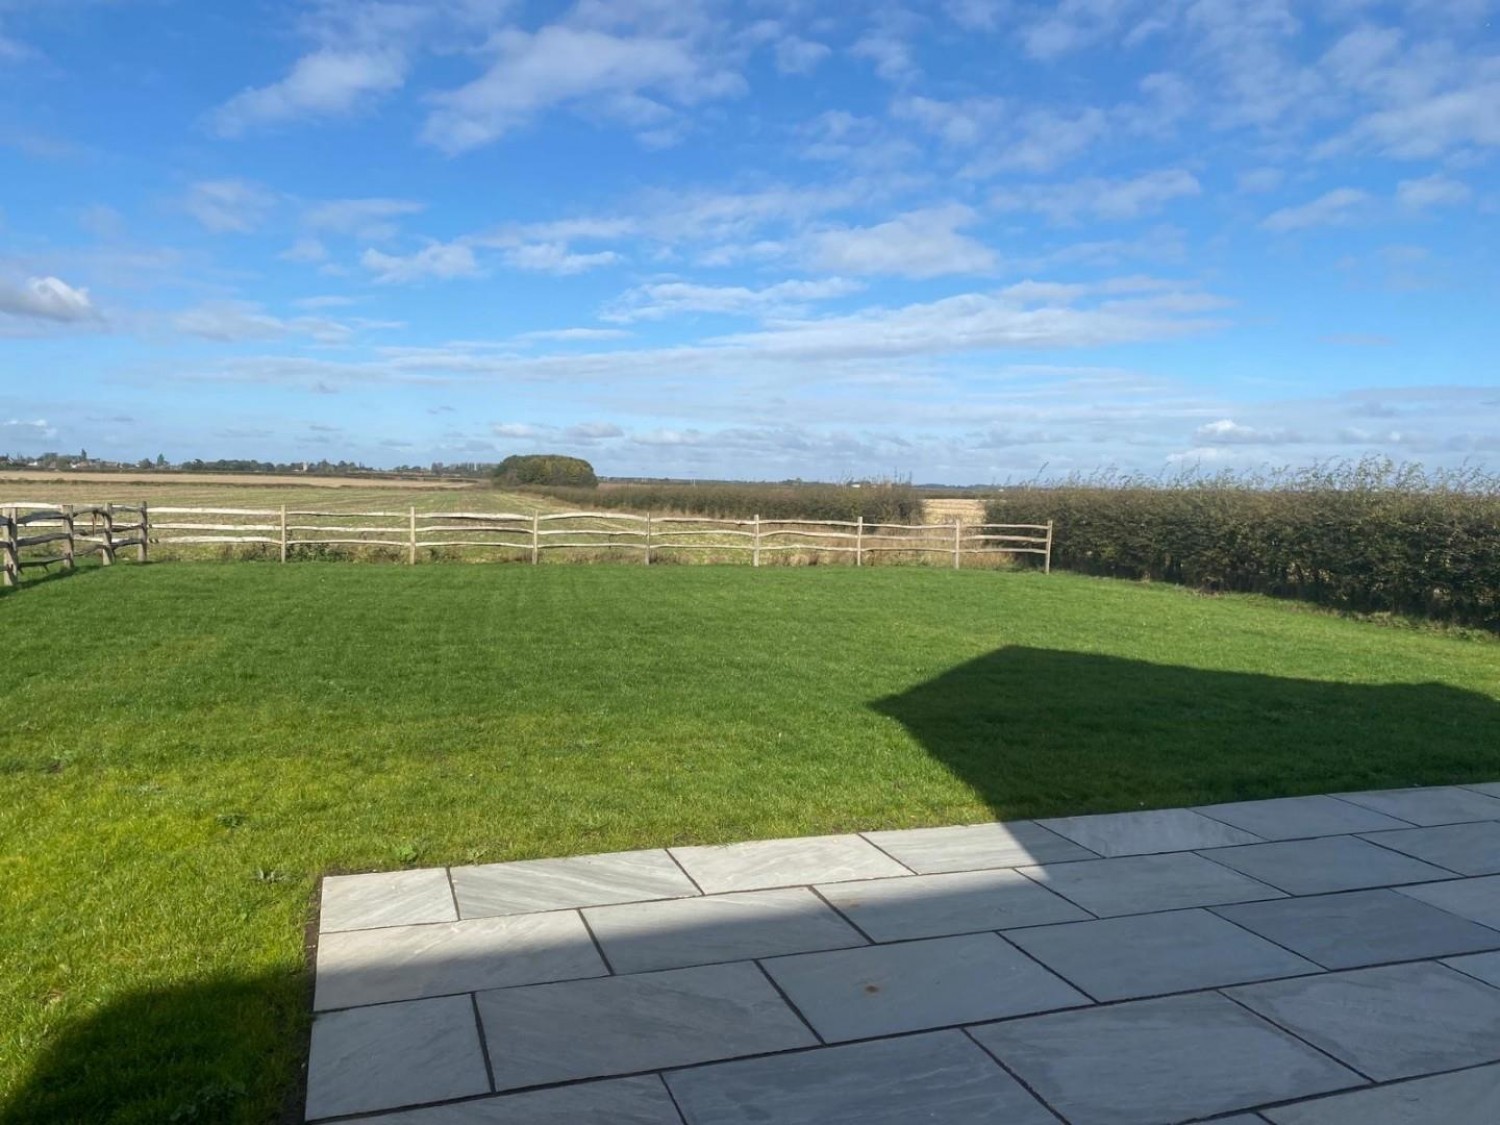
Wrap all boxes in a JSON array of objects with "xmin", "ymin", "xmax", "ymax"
[{"xmin": 2, "ymin": 563, "xmax": 1499, "ymax": 1122}]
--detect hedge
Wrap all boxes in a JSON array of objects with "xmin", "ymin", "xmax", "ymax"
[{"xmin": 985, "ymin": 462, "xmax": 1500, "ymax": 629}]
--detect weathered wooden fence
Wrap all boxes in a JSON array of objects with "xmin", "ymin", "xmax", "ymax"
[
  {"xmin": 1, "ymin": 502, "xmax": 148, "ymax": 587},
  {"xmin": 2, "ymin": 503, "xmax": 1052, "ymax": 585}
]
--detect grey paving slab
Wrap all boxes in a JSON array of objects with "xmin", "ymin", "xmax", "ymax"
[
  {"xmin": 319, "ymin": 869, "xmax": 456, "ymax": 933},
  {"xmin": 762, "ymin": 931, "xmax": 1087, "ymax": 1042},
  {"xmin": 583, "ymin": 888, "xmax": 866, "ymax": 974},
  {"xmin": 970, "ymin": 990, "xmax": 1362, "ymax": 1125},
  {"xmin": 1397, "ymin": 874, "xmax": 1500, "ymax": 930},
  {"xmin": 1443, "ymin": 949, "xmax": 1500, "ymax": 987},
  {"xmin": 1262, "ymin": 1064, "xmax": 1500, "ymax": 1125},
  {"xmin": 305, "ymin": 994, "xmax": 489, "ymax": 1121},
  {"xmin": 1335, "ymin": 786, "xmax": 1500, "ymax": 826},
  {"xmin": 1196, "ymin": 794, "xmax": 1411, "ymax": 840},
  {"xmin": 1463, "ymin": 781, "xmax": 1500, "ymax": 798},
  {"xmin": 1213, "ymin": 888, "xmax": 1500, "ymax": 969},
  {"xmin": 1017, "ymin": 851, "xmax": 1284, "ymax": 917},
  {"xmin": 1228, "ymin": 961, "xmax": 1500, "ymax": 1081},
  {"xmin": 669, "ymin": 835, "xmax": 908, "ymax": 894},
  {"xmin": 1006, "ymin": 908, "xmax": 1319, "ymax": 1001},
  {"xmin": 345, "ymin": 1076, "xmax": 684, "ymax": 1124},
  {"xmin": 1199, "ymin": 835, "xmax": 1454, "ymax": 896},
  {"xmin": 814, "ymin": 867, "xmax": 1090, "ymax": 942},
  {"xmin": 313, "ymin": 910, "xmax": 606, "ymax": 1010},
  {"xmin": 861, "ymin": 820, "xmax": 1095, "ymax": 873},
  {"xmin": 664, "ymin": 1030, "xmax": 1055, "ymax": 1125},
  {"xmin": 1362, "ymin": 820, "xmax": 1500, "ymax": 875},
  {"xmin": 474, "ymin": 961, "xmax": 816, "ymax": 1091},
  {"xmin": 1036, "ymin": 807, "xmax": 1262, "ymax": 856},
  {"xmin": 450, "ymin": 849, "xmax": 698, "ymax": 919}
]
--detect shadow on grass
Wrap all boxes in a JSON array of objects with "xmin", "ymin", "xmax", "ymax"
[
  {"xmin": 0, "ymin": 558, "xmax": 118, "ymax": 600},
  {"xmin": 872, "ymin": 645, "xmax": 1500, "ymax": 819},
  {"xmin": 0, "ymin": 970, "xmax": 309, "ymax": 1125}
]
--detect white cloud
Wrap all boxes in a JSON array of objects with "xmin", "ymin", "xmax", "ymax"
[
  {"xmin": 360, "ymin": 242, "xmax": 482, "ymax": 283},
  {"xmin": 0, "ymin": 25, "xmax": 35, "ymax": 63},
  {"xmin": 775, "ymin": 36, "xmax": 830, "ymax": 74},
  {"xmin": 851, "ymin": 32, "xmax": 917, "ymax": 82},
  {"xmin": 280, "ymin": 238, "xmax": 329, "ymax": 264},
  {"xmin": 210, "ymin": 50, "xmax": 407, "ymax": 136},
  {"xmin": 0, "ymin": 276, "xmax": 98, "ymax": 323},
  {"xmin": 183, "ymin": 179, "xmax": 277, "ymax": 233},
  {"xmin": 1396, "ymin": 173, "xmax": 1472, "ymax": 209},
  {"xmin": 603, "ymin": 277, "xmax": 864, "ymax": 322},
  {"xmin": 994, "ymin": 169, "xmax": 1201, "ymax": 223},
  {"xmin": 186, "ymin": 275, "xmax": 1227, "ymax": 396},
  {"xmin": 1261, "ymin": 188, "xmax": 1370, "ymax": 232},
  {"xmin": 172, "ymin": 301, "xmax": 370, "ymax": 345},
  {"xmin": 515, "ymin": 327, "xmax": 632, "ymax": 343},
  {"xmin": 1345, "ymin": 78, "xmax": 1500, "ymax": 158},
  {"xmin": 944, "ymin": 0, "xmax": 1007, "ymax": 31},
  {"xmin": 173, "ymin": 302, "xmax": 289, "ymax": 343},
  {"xmin": 1, "ymin": 418, "xmax": 59, "ymax": 442},
  {"xmin": 565, "ymin": 421, "xmax": 624, "ymax": 440},
  {"xmin": 422, "ymin": 25, "xmax": 744, "ymax": 153},
  {"xmin": 964, "ymin": 106, "xmax": 1110, "ymax": 175},
  {"xmin": 293, "ymin": 295, "xmax": 359, "ymax": 310},
  {"xmin": 1237, "ymin": 167, "xmax": 1285, "ymax": 194},
  {"xmin": 892, "ymin": 95, "xmax": 1006, "ymax": 146},
  {"xmin": 809, "ymin": 205, "xmax": 997, "ymax": 278},
  {"xmin": 305, "ymin": 197, "xmax": 425, "ymax": 238},
  {"xmin": 502, "ymin": 243, "xmax": 623, "ymax": 275},
  {"xmin": 1192, "ymin": 418, "xmax": 1299, "ymax": 444}
]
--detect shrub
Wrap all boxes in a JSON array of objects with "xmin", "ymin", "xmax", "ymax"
[
  {"xmin": 985, "ymin": 459, "xmax": 1500, "ymax": 629},
  {"xmin": 521, "ymin": 481, "xmax": 924, "ymax": 524},
  {"xmin": 493, "ymin": 454, "xmax": 598, "ymax": 488}
]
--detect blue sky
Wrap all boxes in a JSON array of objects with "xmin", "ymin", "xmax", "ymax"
[{"xmin": 1, "ymin": 0, "xmax": 1497, "ymax": 481}]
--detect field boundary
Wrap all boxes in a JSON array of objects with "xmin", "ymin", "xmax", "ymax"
[
  {"xmin": 1, "ymin": 503, "xmax": 1052, "ymax": 581},
  {"xmin": 1, "ymin": 502, "xmax": 148, "ymax": 586}
]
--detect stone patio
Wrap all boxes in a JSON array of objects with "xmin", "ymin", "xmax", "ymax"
[{"xmin": 305, "ymin": 784, "xmax": 1500, "ymax": 1123}]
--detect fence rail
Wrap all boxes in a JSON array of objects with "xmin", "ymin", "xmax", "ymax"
[
  {"xmin": 2, "ymin": 503, "xmax": 1051, "ymax": 586},
  {"xmin": 1, "ymin": 502, "xmax": 149, "ymax": 586}
]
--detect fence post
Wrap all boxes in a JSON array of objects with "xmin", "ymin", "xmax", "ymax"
[
  {"xmin": 856, "ymin": 516, "xmax": 863, "ymax": 568},
  {"xmin": 280, "ymin": 505, "xmax": 288, "ymax": 563},
  {"xmin": 531, "ymin": 512, "xmax": 539, "ymax": 565},
  {"xmin": 753, "ymin": 514, "xmax": 760, "ymax": 568},
  {"xmin": 62, "ymin": 505, "xmax": 76, "ymax": 571},
  {"xmin": 408, "ymin": 506, "xmax": 417, "ymax": 566},
  {"xmin": 1, "ymin": 507, "xmax": 15, "ymax": 587},
  {"xmin": 644, "ymin": 511, "xmax": 652, "ymax": 566},
  {"xmin": 953, "ymin": 520, "xmax": 962, "ymax": 570},
  {"xmin": 101, "ymin": 505, "xmax": 116, "ymax": 566},
  {"xmin": 1044, "ymin": 519, "xmax": 1054, "ymax": 575},
  {"xmin": 138, "ymin": 501, "xmax": 149, "ymax": 563}
]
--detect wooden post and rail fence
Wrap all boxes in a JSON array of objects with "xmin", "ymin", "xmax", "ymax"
[
  {"xmin": 2, "ymin": 502, "xmax": 1052, "ymax": 588},
  {"xmin": 2, "ymin": 502, "xmax": 148, "ymax": 587}
]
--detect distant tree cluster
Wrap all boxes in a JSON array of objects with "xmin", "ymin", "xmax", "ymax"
[{"xmin": 493, "ymin": 454, "xmax": 598, "ymax": 488}]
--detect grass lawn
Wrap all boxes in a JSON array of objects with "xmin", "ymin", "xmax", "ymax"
[{"xmin": 2, "ymin": 563, "xmax": 1498, "ymax": 1122}]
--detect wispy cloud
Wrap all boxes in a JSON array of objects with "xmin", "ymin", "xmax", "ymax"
[
  {"xmin": 809, "ymin": 205, "xmax": 997, "ymax": 278},
  {"xmin": 1261, "ymin": 188, "xmax": 1370, "ymax": 233},
  {"xmin": 183, "ymin": 179, "xmax": 278, "ymax": 234},
  {"xmin": 360, "ymin": 241, "xmax": 482, "ymax": 283}
]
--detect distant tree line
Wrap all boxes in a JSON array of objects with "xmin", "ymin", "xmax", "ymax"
[{"xmin": 1, "ymin": 451, "xmax": 500, "ymax": 478}]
